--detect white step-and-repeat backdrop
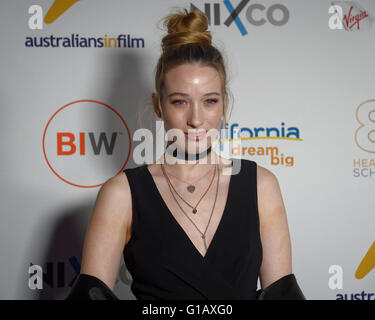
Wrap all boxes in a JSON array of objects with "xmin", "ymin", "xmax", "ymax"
[{"xmin": 0, "ymin": 0, "xmax": 374, "ymax": 299}]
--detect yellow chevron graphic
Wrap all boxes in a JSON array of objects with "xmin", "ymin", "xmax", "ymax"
[
  {"xmin": 355, "ymin": 241, "xmax": 375, "ymax": 279},
  {"xmin": 44, "ymin": 0, "xmax": 80, "ymax": 24}
]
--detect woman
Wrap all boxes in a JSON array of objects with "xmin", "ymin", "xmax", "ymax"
[{"xmin": 66, "ymin": 8, "xmax": 305, "ymax": 300}]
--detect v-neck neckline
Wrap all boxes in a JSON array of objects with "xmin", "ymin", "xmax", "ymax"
[{"xmin": 143, "ymin": 159, "xmax": 235, "ymax": 261}]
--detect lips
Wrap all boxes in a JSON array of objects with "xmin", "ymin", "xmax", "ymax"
[{"xmin": 184, "ymin": 130, "xmax": 207, "ymax": 141}]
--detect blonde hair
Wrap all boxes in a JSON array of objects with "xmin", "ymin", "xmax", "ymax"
[{"xmin": 154, "ymin": 8, "xmax": 232, "ymax": 127}]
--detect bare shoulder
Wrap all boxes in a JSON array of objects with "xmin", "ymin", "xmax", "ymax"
[
  {"xmin": 256, "ymin": 164, "xmax": 279, "ymax": 190},
  {"xmin": 96, "ymin": 170, "xmax": 134, "ymax": 237},
  {"xmin": 94, "ymin": 171, "xmax": 132, "ymax": 221},
  {"xmin": 255, "ymin": 164, "xmax": 287, "ymax": 227},
  {"xmin": 105, "ymin": 170, "xmax": 132, "ymax": 197}
]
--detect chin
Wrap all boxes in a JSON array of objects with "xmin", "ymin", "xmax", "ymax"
[{"xmin": 186, "ymin": 142, "xmax": 212, "ymax": 154}]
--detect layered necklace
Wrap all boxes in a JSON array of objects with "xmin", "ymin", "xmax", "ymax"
[
  {"xmin": 160, "ymin": 150, "xmax": 220, "ymax": 252},
  {"xmin": 162, "ymin": 163, "xmax": 215, "ymax": 194},
  {"xmin": 164, "ymin": 145, "xmax": 213, "ymax": 195},
  {"xmin": 161, "ymin": 149, "xmax": 216, "ymax": 214}
]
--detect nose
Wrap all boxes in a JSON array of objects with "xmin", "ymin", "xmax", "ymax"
[{"xmin": 187, "ymin": 102, "xmax": 204, "ymax": 128}]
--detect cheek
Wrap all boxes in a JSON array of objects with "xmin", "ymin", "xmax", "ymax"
[
  {"xmin": 211, "ymin": 108, "xmax": 224, "ymax": 131},
  {"xmin": 163, "ymin": 107, "xmax": 185, "ymax": 128},
  {"xmin": 209, "ymin": 105, "xmax": 224, "ymax": 122}
]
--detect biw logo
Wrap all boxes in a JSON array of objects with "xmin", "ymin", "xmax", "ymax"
[
  {"xmin": 28, "ymin": 0, "xmax": 80, "ymax": 29},
  {"xmin": 42, "ymin": 100, "xmax": 131, "ymax": 188}
]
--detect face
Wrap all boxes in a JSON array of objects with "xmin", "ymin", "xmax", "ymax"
[{"xmin": 153, "ymin": 63, "xmax": 224, "ymax": 154}]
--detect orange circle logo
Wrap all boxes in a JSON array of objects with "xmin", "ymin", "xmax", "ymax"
[{"xmin": 42, "ymin": 99, "xmax": 131, "ymax": 188}]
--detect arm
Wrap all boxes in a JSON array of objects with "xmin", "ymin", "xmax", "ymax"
[
  {"xmin": 257, "ymin": 165, "xmax": 292, "ymax": 289},
  {"xmin": 255, "ymin": 165, "xmax": 305, "ymax": 299},
  {"xmin": 67, "ymin": 171, "xmax": 132, "ymax": 299}
]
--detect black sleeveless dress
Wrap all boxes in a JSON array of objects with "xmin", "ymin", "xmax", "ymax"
[{"xmin": 123, "ymin": 158, "xmax": 263, "ymax": 300}]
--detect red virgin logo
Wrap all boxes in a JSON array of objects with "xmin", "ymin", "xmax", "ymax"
[
  {"xmin": 328, "ymin": 2, "xmax": 374, "ymax": 31},
  {"xmin": 343, "ymin": 5, "xmax": 369, "ymax": 30}
]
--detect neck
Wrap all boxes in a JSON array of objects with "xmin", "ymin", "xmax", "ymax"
[
  {"xmin": 166, "ymin": 145, "xmax": 212, "ymax": 161},
  {"xmin": 162, "ymin": 145, "xmax": 217, "ymax": 180}
]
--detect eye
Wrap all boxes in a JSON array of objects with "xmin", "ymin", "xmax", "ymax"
[
  {"xmin": 205, "ymin": 98, "xmax": 218, "ymax": 105},
  {"xmin": 171, "ymin": 99, "xmax": 186, "ymax": 105}
]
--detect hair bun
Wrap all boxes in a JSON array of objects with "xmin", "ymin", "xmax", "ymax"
[{"xmin": 161, "ymin": 9, "xmax": 212, "ymax": 51}]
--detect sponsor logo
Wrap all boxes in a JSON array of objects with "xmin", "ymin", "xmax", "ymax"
[
  {"xmin": 30, "ymin": 0, "xmax": 80, "ymax": 25},
  {"xmin": 220, "ymin": 122, "xmax": 301, "ymax": 167},
  {"xmin": 355, "ymin": 241, "xmax": 375, "ymax": 280},
  {"xmin": 328, "ymin": 241, "xmax": 375, "ymax": 300},
  {"xmin": 27, "ymin": 1, "xmax": 145, "ymax": 48},
  {"xmin": 28, "ymin": 256, "xmax": 132, "ymax": 290},
  {"xmin": 29, "ymin": 256, "xmax": 81, "ymax": 289},
  {"xmin": 353, "ymin": 100, "xmax": 375, "ymax": 178},
  {"xmin": 191, "ymin": 0, "xmax": 290, "ymax": 36},
  {"xmin": 42, "ymin": 100, "xmax": 131, "ymax": 188},
  {"xmin": 328, "ymin": 1, "xmax": 375, "ymax": 31}
]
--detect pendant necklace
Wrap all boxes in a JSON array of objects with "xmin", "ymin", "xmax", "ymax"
[
  {"xmin": 162, "ymin": 162, "xmax": 220, "ymax": 253},
  {"xmin": 164, "ymin": 146, "xmax": 213, "ymax": 193},
  {"xmin": 163, "ymin": 164, "xmax": 216, "ymax": 194},
  {"xmin": 161, "ymin": 152, "xmax": 216, "ymax": 214}
]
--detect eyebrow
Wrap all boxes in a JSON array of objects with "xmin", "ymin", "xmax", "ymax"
[{"xmin": 167, "ymin": 92, "xmax": 221, "ymax": 98}]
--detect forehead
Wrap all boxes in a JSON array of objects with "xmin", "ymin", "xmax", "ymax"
[{"xmin": 163, "ymin": 64, "xmax": 222, "ymax": 94}]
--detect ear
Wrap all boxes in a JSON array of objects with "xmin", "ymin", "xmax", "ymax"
[{"xmin": 152, "ymin": 93, "xmax": 162, "ymax": 118}]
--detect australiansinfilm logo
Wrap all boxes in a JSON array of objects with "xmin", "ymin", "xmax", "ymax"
[
  {"xmin": 26, "ymin": 0, "xmax": 145, "ymax": 48},
  {"xmin": 328, "ymin": 241, "xmax": 375, "ymax": 300},
  {"xmin": 42, "ymin": 100, "xmax": 131, "ymax": 188},
  {"xmin": 190, "ymin": 0, "xmax": 290, "ymax": 36}
]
